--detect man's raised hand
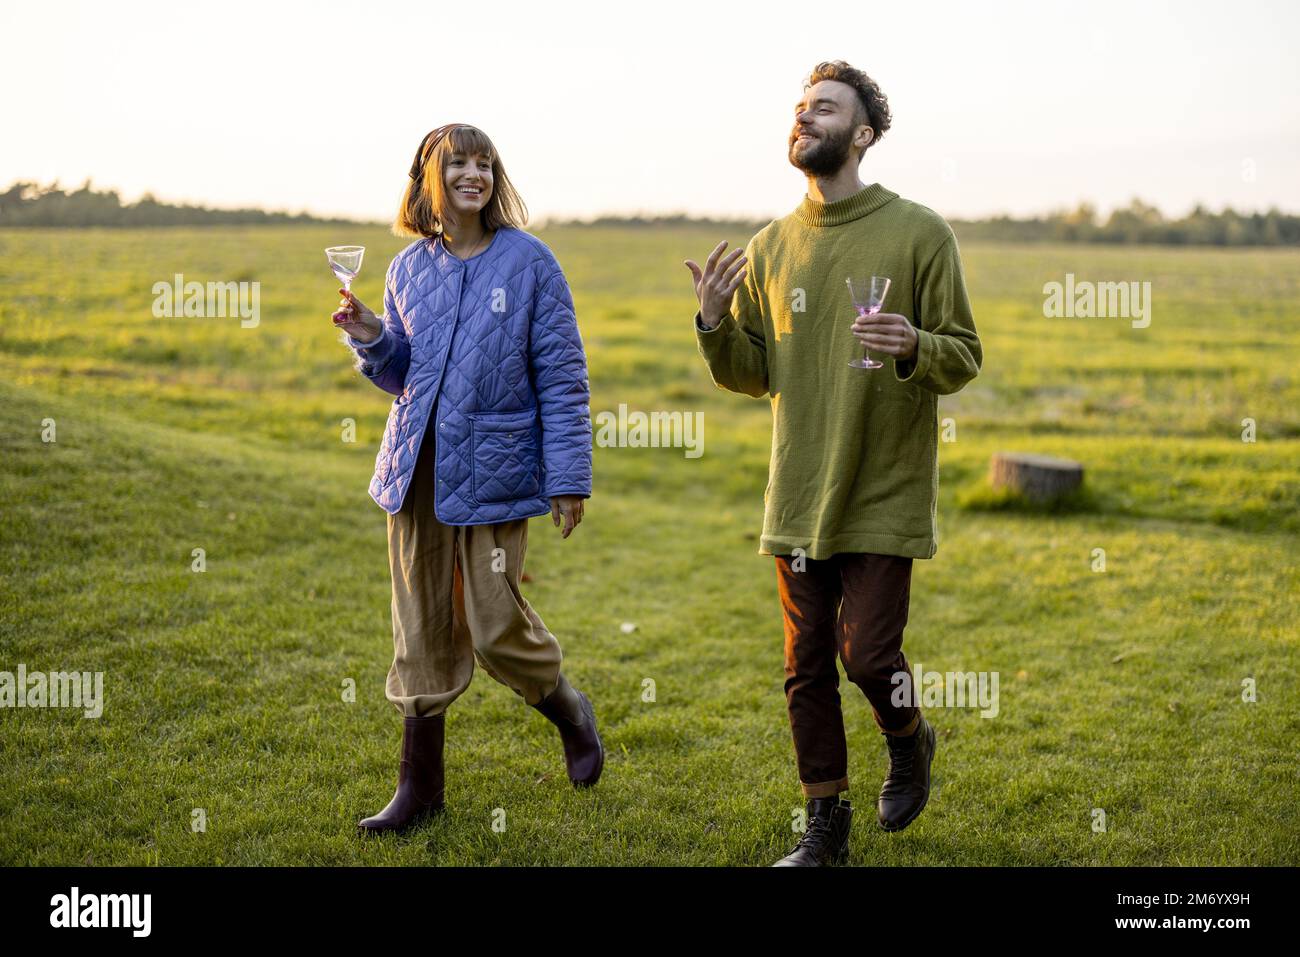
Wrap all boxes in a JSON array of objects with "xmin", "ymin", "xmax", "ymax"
[{"xmin": 684, "ymin": 241, "xmax": 747, "ymax": 329}]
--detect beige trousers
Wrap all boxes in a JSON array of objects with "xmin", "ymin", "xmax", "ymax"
[{"xmin": 384, "ymin": 441, "xmax": 564, "ymax": 718}]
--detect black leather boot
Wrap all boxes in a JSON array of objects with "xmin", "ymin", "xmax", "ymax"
[
  {"xmin": 357, "ymin": 714, "xmax": 446, "ymax": 834},
  {"xmin": 772, "ymin": 796, "xmax": 854, "ymax": 866},
  {"xmin": 877, "ymin": 714, "xmax": 935, "ymax": 832},
  {"xmin": 532, "ymin": 675, "xmax": 604, "ymax": 788}
]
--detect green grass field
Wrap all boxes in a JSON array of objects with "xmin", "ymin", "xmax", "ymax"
[{"xmin": 0, "ymin": 224, "xmax": 1296, "ymax": 866}]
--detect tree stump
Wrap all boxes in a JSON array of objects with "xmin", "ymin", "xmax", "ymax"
[{"xmin": 989, "ymin": 452, "xmax": 1084, "ymax": 502}]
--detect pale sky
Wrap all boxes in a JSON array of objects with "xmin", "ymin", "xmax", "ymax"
[{"xmin": 4, "ymin": 0, "xmax": 1298, "ymax": 223}]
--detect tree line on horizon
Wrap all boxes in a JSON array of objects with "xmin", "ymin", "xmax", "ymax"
[
  {"xmin": 0, "ymin": 180, "xmax": 359, "ymax": 228},
  {"xmin": 948, "ymin": 199, "xmax": 1300, "ymax": 247},
  {"xmin": 3, "ymin": 180, "xmax": 1298, "ymax": 246},
  {"xmin": 553, "ymin": 199, "xmax": 1300, "ymax": 247}
]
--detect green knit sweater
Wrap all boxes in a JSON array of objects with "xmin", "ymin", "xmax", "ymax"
[{"xmin": 695, "ymin": 183, "xmax": 982, "ymax": 560}]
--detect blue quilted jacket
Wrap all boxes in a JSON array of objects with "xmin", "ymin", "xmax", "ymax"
[{"xmin": 345, "ymin": 227, "xmax": 593, "ymax": 523}]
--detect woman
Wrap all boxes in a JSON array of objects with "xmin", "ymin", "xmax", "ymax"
[{"xmin": 332, "ymin": 124, "xmax": 603, "ymax": 835}]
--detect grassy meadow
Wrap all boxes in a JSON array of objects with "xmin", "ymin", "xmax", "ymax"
[{"xmin": 0, "ymin": 223, "xmax": 1296, "ymax": 866}]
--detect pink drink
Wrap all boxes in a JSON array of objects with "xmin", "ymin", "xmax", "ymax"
[
  {"xmin": 331, "ymin": 263, "xmax": 358, "ymax": 288},
  {"xmin": 847, "ymin": 275, "xmax": 890, "ymax": 370}
]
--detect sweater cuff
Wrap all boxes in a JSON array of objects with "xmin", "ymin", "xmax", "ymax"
[
  {"xmin": 694, "ymin": 309, "xmax": 730, "ymax": 335},
  {"xmin": 347, "ymin": 324, "xmax": 385, "ymax": 350},
  {"xmin": 348, "ymin": 322, "xmax": 401, "ymax": 373},
  {"xmin": 894, "ymin": 326, "xmax": 934, "ymax": 385}
]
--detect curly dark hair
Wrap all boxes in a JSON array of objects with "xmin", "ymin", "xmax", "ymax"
[{"xmin": 804, "ymin": 60, "xmax": 892, "ymax": 151}]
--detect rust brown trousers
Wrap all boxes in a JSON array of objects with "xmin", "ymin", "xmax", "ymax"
[{"xmin": 774, "ymin": 552, "xmax": 920, "ymax": 798}]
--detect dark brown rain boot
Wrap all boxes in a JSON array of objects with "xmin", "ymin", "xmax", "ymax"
[
  {"xmin": 357, "ymin": 714, "xmax": 446, "ymax": 835},
  {"xmin": 532, "ymin": 674, "xmax": 604, "ymax": 788}
]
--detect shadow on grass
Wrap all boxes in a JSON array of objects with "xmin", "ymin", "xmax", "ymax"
[
  {"xmin": 955, "ymin": 481, "xmax": 1103, "ymax": 516},
  {"xmin": 955, "ymin": 478, "xmax": 1289, "ymax": 534}
]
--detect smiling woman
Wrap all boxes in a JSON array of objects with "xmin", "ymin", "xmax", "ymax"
[
  {"xmin": 395, "ymin": 123, "xmax": 528, "ymax": 249},
  {"xmin": 325, "ymin": 122, "xmax": 604, "ymax": 840}
]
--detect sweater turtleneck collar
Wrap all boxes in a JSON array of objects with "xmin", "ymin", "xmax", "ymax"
[{"xmin": 795, "ymin": 182, "xmax": 897, "ymax": 227}]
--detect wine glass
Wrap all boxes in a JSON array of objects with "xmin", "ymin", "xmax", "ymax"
[
  {"xmin": 325, "ymin": 245, "xmax": 365, "ymax": 292},
  {"xmin": 846, "ymin": 275, "xmax": 891, "ymax": 370}
]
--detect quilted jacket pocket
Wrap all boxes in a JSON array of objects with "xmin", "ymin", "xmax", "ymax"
[{"xmin": 469, "ymin": 409, "xmax": 541, "ymax": 504}]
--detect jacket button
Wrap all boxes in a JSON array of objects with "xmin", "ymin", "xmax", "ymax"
[{"xmin": 439, "ymin": 422, "xmax": 445, "ymax": 430}]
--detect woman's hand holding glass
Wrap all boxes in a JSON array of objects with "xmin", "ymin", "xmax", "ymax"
[{"xmin": 332, "ymin": 288, "xmax": 383, "ymax": 343}]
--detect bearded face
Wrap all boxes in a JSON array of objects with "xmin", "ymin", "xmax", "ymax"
[{"xmin": 788, "ymin": 117, "xmax": 860, "ymax": 176}]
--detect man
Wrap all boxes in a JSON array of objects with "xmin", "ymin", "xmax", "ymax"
[{"xmin": 685, "ymin": 60, "xmax": 982, "ymax": 866}]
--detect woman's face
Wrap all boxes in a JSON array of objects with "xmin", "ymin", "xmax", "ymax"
[{"xmin": 442, "ymin": 151, "xmax": 494, "ymax": 222}]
